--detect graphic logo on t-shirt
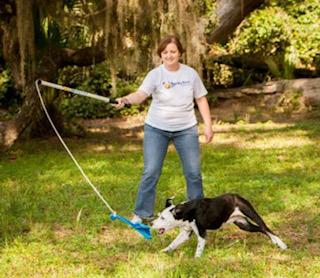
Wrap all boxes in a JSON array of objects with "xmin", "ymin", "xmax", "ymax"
[
  {"xmin": 162, "ymin": 80, "xmax": 190, "ymax": 89},
  {"xmin": 163, "ymin": 82, "xmax": 172, "ymax": 89}
]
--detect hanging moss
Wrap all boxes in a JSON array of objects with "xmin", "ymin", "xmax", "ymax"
[
  {"xmin": 104, "ymin": 0, "xmax": 216, "ymax": 78},
  {"xmin": 16, "ymin": 0, "xmax": 36, "ymax": 87}
]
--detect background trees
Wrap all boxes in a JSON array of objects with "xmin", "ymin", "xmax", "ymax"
[{"xmin": 0, "ymin": 0, "xmax": 319, "ymax": 149}]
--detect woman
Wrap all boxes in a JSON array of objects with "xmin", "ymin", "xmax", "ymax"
[{"xmin": 115, "ymin": 35, "xmax": 213, "ymax": 223}]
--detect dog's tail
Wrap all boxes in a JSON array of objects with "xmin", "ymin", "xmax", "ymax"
[{"xmin": 234, "ymin": 194, "xmax": 273, "ymax": 235}]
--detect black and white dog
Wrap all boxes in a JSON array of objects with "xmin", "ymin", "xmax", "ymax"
[{"xmin": 152, "ymin": 193, "xmax": 287, "ymax": 257}]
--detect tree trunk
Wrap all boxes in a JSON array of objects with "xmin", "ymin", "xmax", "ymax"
[
  {"xmin": 0, "ymin": 0, "xmax": 110, "ymax": 150},
  {"xmin": 0, "ymin": 0, "xmax": 46, "ymax": 149},
  {"xmin": 2, "ymin": 82, "xmax": 40, "ymax": 146},
  {"xmin": 207, "ymin": 0, "xmax": 265, "ymax": 44}
]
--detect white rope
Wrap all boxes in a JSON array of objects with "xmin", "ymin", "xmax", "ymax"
[{"xmin": 35, "ymin": 80, "xmax": 116, "ymax": 215}]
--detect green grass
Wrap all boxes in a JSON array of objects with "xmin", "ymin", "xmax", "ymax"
[{"xmin": 1, "ymin": 119, "xmax": 320, "ymax": 277}]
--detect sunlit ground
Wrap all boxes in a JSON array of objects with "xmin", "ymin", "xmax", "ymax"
[{"xmin": 1, "ymin": 117, "xmax": 320, "ymax": 277}]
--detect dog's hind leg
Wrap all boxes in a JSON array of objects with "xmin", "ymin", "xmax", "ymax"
[
  {"xmin": 161, "ymin": 227, "xmax": 193, "ymax": 253},
  {"xmin": 234, "ymin": 218, "xmax": 263, "ymax": 233},
  {"xmin": 233, "ymin": 198, "xmax": 288, "ymax": 250},
  {"xmin": 234, "ymin": 218, "xmax": 287, "ymax": 249},
  {"xmin": 265, "ymin": 231, "xmax": 287, "ymax": 249},
  {"xmin": 235, "ymin": 196, "xmax": 273, "ymax": 234}
]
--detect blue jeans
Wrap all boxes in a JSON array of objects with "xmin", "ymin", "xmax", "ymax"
[{"xmin": 134, "ymin": 124, "xmax": 203, "ymax": 218}]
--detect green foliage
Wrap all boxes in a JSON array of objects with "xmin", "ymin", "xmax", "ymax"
[
  {"xmin": 0, "ymin": 69, "xmax": 22, "ymax": 111},
  {"xmin": 116, "ymin": 78, "xmax": 147, "ymax": 117},
  {"xmin": 35, "ymin": 0, "xmax": 104, "ymax": 50},
  {"xmin": 60, "ymin": 96, "xmax": 115, "ymax": 119},
  {"xmin": 59, "ymin": 63, "xmax": 145, "ymax": 119},
  {"xmin": 37, "ymin": 16, "xmax": 91, "ymax": 49},
  {"xmin": 0, "ymin": 70, "xmax": 12, "ymax": 105},
  {"xmin": 276, "ymin": 88, "xmax": 304, "ymax": 115},
  {"xmin": 229, "ymin": 7, "xmax": 291, "ymax": 56},
  {"xmin": 227, "ymin": 0, "xmax": 320, "ymax": 78},
  {"xmin": 272, "ymin": 0, "xmax": 320, "ymax": 67},
  {"xmin": 59, "ymin": 64, "xmax": 117, "ymax": 119},
  {"xmin": 195, "ymin": 0, "xmax": 217, "ymax": 35}
]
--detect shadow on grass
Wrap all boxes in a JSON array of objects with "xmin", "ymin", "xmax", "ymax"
[
  {"xmin": 1, "ymin": 118, "xmax": 320, "ymax": 272},
  {"xmin": 216, "ymin": 121, "xmax": 320, "ymax": 139},
  {"xmin": 1, "ymin": 159, "xmax": 319, "ymax": 240}
]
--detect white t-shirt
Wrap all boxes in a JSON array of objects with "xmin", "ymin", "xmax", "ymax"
[{"xmin": 139, "ymin": 63, "xmax": 207, "ymax": 131}]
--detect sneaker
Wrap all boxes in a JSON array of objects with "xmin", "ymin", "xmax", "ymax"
[
  {"xmin": 131, "ymin": 214, "xmax": 143, "ymax": 224},
  {"xmin": 142, "ymin": 216, "xmax": 155, "ymax": 224}
]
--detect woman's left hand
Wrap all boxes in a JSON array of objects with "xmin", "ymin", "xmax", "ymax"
[{"xmin": 204, "ymin": 125, "xmax": 214, "ymax": 143}]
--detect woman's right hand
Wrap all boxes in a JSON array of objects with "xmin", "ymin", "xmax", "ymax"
[
  {"xmin": 112, "ymin": 90, "xmax": 147, "ymax": 108},
  {"xmin": 113, "ymin": 97, "xmax": 130, "ymax": 109}
]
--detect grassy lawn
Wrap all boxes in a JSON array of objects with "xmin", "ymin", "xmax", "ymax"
[{"xmin": 0, "ymin": 118, "xmax": 320, "ymax": 277}]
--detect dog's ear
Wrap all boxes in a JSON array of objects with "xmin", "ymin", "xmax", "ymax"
[
  {"xmin": 165, "ymin": 196, "xmax": 175, "ymax": 208},
  {"xmin": 173, "ymin": 203, "xmax": 196, "ymax": 221},
  {"xmin": 172, "ymin": 207, "xmax": 182, "ymax": 218}
]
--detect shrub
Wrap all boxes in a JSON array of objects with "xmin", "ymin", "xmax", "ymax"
[
  {"xmin": 226, "ymin": 0, "xmax": 320, "ymax": 79},
  {"xmin": 59, "ymin": 64, "xmax": 146, "ymax": 119},
  {"xmin": 0, "ymin": 69, "xmax": 22, "ymax": 112}
]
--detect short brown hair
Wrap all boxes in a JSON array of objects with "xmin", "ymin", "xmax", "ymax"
[{"xmin": 156, "ymin": 35, "xmax": 184, "ymax": 57}]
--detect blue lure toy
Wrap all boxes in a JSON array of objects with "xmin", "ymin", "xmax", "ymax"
[{"xmin": 110, "ymin": 213, "xmax": 152, "ymax": 240}]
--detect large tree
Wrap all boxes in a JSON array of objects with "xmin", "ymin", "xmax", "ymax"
[
  {"xmin": 0, "ymin": 0, "xmax": 107, "ymax": 148},
  {"xmin": 0, "ymin": 0, "xmax": 265, "ymax": 149}
]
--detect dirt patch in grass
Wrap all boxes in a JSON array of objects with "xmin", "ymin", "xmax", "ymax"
[{"xmin": 53, "ymin": 224, "xmax": 75, "ymax": 239}]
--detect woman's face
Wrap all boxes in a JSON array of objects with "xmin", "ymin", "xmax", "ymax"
[{"xmin": 161, "ymin": 42, "xmax": 181, "ymax": 69}]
